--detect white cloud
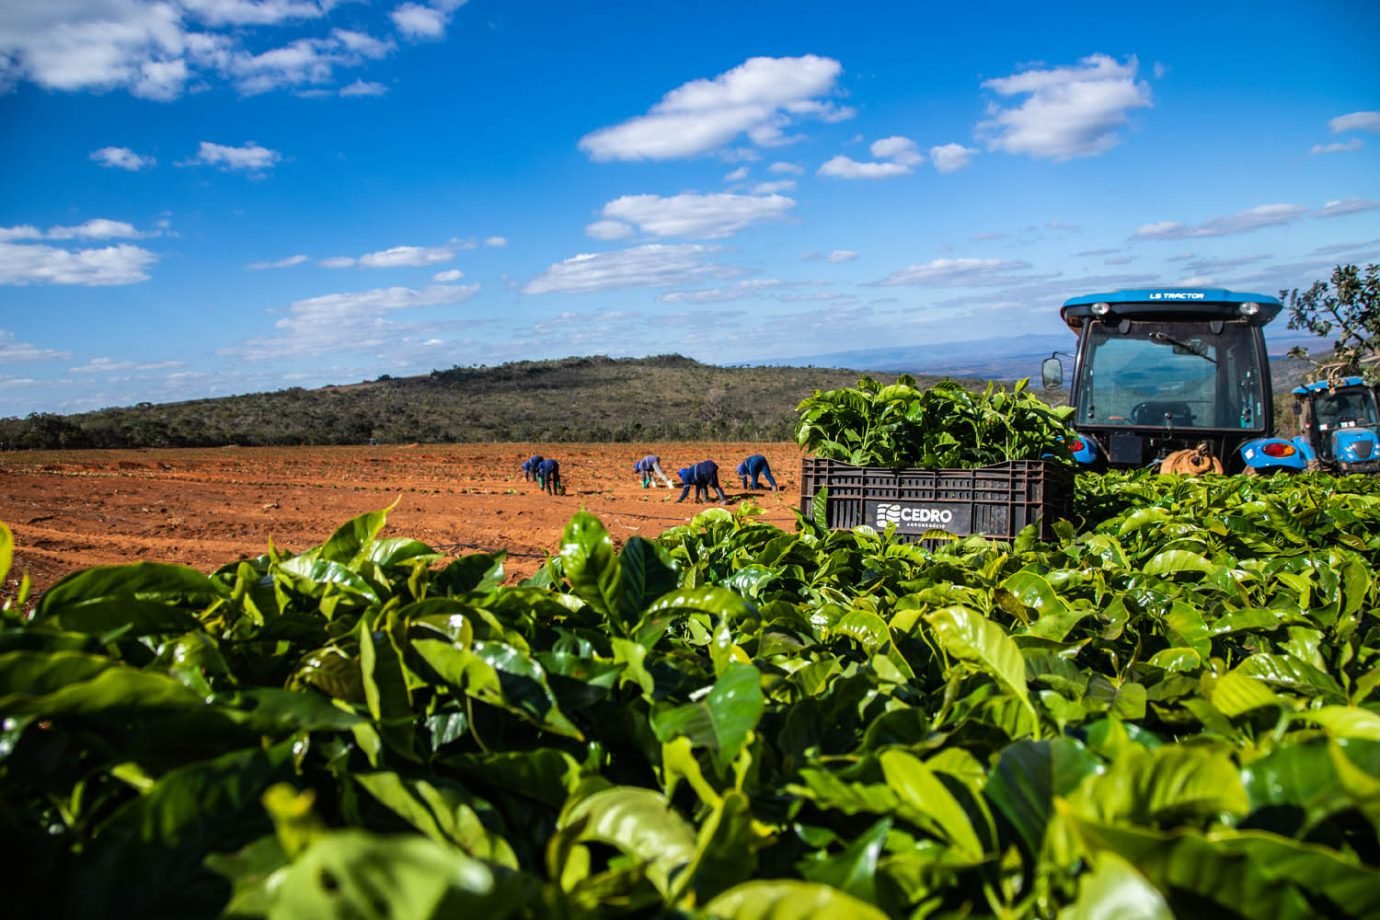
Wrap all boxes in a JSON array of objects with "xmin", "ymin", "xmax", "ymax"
[
  {"xmin": 524, "ymin": 244, "xmax": 734, "ymax": 294},
  {"xmin": 874, "ymin": 257, "xmax": 1031, "ymax": 287},
  {"xmin": 724, "ymin": 166, "xmax": 749, "ymax": 182},
  {"xmin": 247, "ymin": 254, "xmax": 309, "ymax": 269},
  {"xmin": 340, "ymin": 78, "xmax": 386, "ymax": 96},
  {"xmin": 579, "ymin": 55, "xmax": 852, "ymax": 161},
  {"xmin": 358, "ymin": 245, "xmax": 453, "ymax": 268},
  {"xmin": 47, "ymin": 219, "xmax": 144, "ymax": 240},
  {"xmin": 0, "ymin": 241, "xmax": 157, "ymax": 286},
  {"xmin": 978, "ymin": 54, "xmax": 1152, "ymax": 160},
  {"xmin": 827, "ymin": 250, "xmax": 858, "ymax": 263},
  {"xmin": 930, "ymin": 142, "xmax": 977, "ymax": 173},
  {"xmin": 71, "ymin": 356, "xmax": 183, "ymax": 374},
  {"xmin": 0, "ymin": 329, "xmax": 70, "ymax": 362},
  {"xmin": 181, "ymin": 1, "xmax": 330, "ymax": 27},
  {"xmin": 869, "ymin": 136, "xmax": 922, "ymax": 166},
  {"xmin": 817, "ymin": 155, "xmax": 911, "ymax": 179},
  {"xmin": 483, "ymin": 235, "xmax": 506, "ymax": 247},
  {"xmin": 660, "ymin": 279, "xmax": 782, "ymax": 303},
  {"xmin": 1310, "ymin": 139, "xmax": 1363, "ymax": 155},
  {"xmin": 1132, "ymin": 203, "xmax": 1309, "ymax": 240},
  {"xmin": 231, "ymin": 282, "xmax": 480, "ymax": 358},
  {"xmin": 752, "ymin": 180, "xmax": 796, "ymax": 195},
  {"xmin": 320, "ymin": 256, "xmax": 357, "ymax": 268},
  {"xmin": 0, "ymin": 3, "xmax": 396, "ymax": 99},
  {"xmin": 391, "ymin": 0, "xmax": 467, "ymax": 40},
  {"xmin": 598, "ymin": 192, "xmax": 794, "ymax": 239},
  {"xmin": 1316, "ymin": 198, "xmax": 1380, "ymax": 219},
  {"xmin": 91, "ymin": 145, "xmax": 156, "ymax": 170},
  {"xmin": 183, "ymin": 140, "xmax": 281, "ymax": 172},
  {"xmin": 769, "ymin": 161, "xmax": 804, "ymax": 175},
  {"xmin": 432, "ymin": 268, "xmax": 464, "ymax": 282},
  {"xmin": 2, "ymin": 219, "xmax": 147, "ymax": 241},
  {"xmin": 1329, "ymin": 111, "xmax": 1380, "ymax": 133},
  {"xmin": 586, "ymin": 220, "xmax": 634, "ymax": 241}
]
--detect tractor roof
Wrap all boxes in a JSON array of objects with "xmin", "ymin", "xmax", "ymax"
[
  {"xmin": 1060, "ymin": 288, "xmax": 1282, "ymax": 331},
  {"xmin": 1291, "ymin": 376, "xmax": 1369, "ymax": 396}
]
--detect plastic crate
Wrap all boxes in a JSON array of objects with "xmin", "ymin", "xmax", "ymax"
[{"xmin": 800, "ymin": 458, "xmax": 1074, "ymax": 542}]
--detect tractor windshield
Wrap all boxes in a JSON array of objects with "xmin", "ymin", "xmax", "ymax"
[
  {"xmin": 1314, "ymin": 388, "xmax": 1380, "ymax": 431},
  {"xmin": 1074, "ymin": 319, "xmax": 1267, "ymax": 432}
]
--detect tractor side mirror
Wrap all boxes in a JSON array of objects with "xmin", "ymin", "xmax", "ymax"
[{"xmin": 1041, "ymin": 355, "xmax": 1064, "ymax": 390}]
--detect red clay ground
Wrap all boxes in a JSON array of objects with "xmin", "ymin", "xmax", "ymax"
[{"xmin": 0, "ymin": 442, "xmax": 805, "ymax": 602}]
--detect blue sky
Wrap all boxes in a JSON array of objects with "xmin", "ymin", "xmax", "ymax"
[{"xmin": 2, "ymin": 0, "xmax": 1378, "ymax": 417}]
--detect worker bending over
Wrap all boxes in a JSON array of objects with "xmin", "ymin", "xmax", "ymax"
[
  {"xmin": 537, "ymin": 457, "xmax": 563, "ymax": 495},
  {"xmin": 634, "ymin": 453, "xmax": 675, "ymax": 487},
  {"xmin": 676, "ymin": 460, "xmax": 727, "ymax": 503},
  {"xmin": 736, "ymin": 454, "xmax": 777, "ymax": 491},
  {"xmin": 521, "ymin": 454, "xmax": 544, "ymax": 481}
]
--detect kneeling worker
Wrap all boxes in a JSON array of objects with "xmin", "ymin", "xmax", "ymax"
[
  {"xmin": 676, "ymin": 460, "xmax": 727, "ymax": 503},
  {"xmin": 736, "ymin": 453, "xmax": 778, "ymax": 491}
]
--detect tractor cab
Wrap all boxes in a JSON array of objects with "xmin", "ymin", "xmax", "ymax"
[
  {"xmin": 1042, "ymin": 289, "xmax": 1288, "ymax": 472},
  {"xmin": 1289, "ymin": 377, "xmax": 1380, "ymax": 474}
]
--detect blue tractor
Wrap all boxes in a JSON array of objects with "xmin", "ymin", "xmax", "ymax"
[
  {"xmin": 1042, "ymin": 288, "xmax": 1302, "ymax": 473},
  {"xmin": 1251, "ymin": 376, "xmax": 1380, "ymax": 474}
]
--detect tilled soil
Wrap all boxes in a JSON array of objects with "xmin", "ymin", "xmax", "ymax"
[{"xmin": 0, "ymin": 442, "xmax": 805, "ymax": 601}]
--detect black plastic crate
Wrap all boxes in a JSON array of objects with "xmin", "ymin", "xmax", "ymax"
[{"xmin": 800, "ymin": 458, "xmax": 1074, "ymax": 542}]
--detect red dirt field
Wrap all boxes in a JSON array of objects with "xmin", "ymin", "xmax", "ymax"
[{"xmin": 0, "ymin": 442, "xmax": 805, "ymax": 602}]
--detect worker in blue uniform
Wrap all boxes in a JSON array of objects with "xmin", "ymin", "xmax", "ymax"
[
  {"xmin": 521, "ymin": 454, "xmax": 544, "ymax": 481},
  {"xmin": 676, "ymin": 460, "xmax": 727, "ymax": 503},
  {"xmin": 633, "ymin": 453, "xmax": 674, "ymax": 487},
  {"xmin": 537, "ymin": 457, "xmax": 562, "ymax": 495},
  {"xmin": 736, "ymin": 454, "xmax": 778, "ymax": 491}
]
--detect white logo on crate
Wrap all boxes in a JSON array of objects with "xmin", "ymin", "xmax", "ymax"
[{"xmin": 875, "ymin": 504, "xmax": 954, "ymax": 528}]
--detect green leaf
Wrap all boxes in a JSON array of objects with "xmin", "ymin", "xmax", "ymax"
[
  {"xmin": 558, "ymin": 786, "xmax": 698, "ymax": 899},
  {"xmin": 703, "ymin": 879, "xmax": 889, "ymax": 919},
  {"xmin": 800, "ymin": 817, "xmax": 890, "ymax": 904},
  {"xmin": 880, "ymin": 749, "xmax": 984, "ymax": 862},
  {"xmin": 651, "ymin": 662, "xmax": 764, "ymax": 772},
  {"xmin": 35, "ymin": 562, "xmax": 223, "ymax": 635},
  {"xmin": 1063, "ymin": 850, "xmax": 1174, "ymax": 920},
  {"xmin": 1143, "ymin": 550, "xmax": 1214, "ymax": 576},
  {"xmin": 0, "ymin": 650, "xmax": 202, "ymax": 713},
  {"xmin": 560, "ymin": 511, "xmax": 629, "ymax": 634},
  {"xmin": 312, "ymin": 504, "xmax": 395, "ymax": 565},
  {"xmin": 353, "ymin": 772, "xmax": 517, "ymax": 866},
  {"xmin": 0, "ymin": 519, "xmax": 12, "ymax": 585},
  {"xmin": 1303, "ymin": 706, "xmax": 1380, "ymax": 741},
  {"xmin": 925, "ymin": 605, "xmax": 1037, "ymax": 737},
  {"xmin": 266, "ymin": 830, "xmax": 522, "ymax": 920},
  {"xmin": 984, "ymin": 738, "xmax": 1100, "ymax": 858},
  {"xmin": 1068, "ymin": 745, "xmax": 1248, "ymax": 825}
]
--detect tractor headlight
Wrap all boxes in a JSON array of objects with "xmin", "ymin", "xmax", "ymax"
[
  {"xmin": 1239, "ymin": 301, "xmax": 1260, "ymax": 317},
  {"xmin": 1091, "ymin": 302, "xmax": 1111, "ymax": 316}
]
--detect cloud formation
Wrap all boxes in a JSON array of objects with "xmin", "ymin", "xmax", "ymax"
[
  {"xmin": 1310, "ymin": 139, "xmax": 1364, "ymax": 155},
  {"xmin": 524, "ymin": 244, "xmax": 734, "ymax": 294},
  {"xmin": 0, "ymin": 1, "xmax": 410, "ymax": 99},
  {"xmin": 979, "ymin": 54, "xmax": 1152, "ymax": 159},
  {"xmin": 1329, "ymin": 111, "xmax": 1380, "ymax": 134},
  {"xmin": 596, "ymin": 192, "xmax": 795, "ymax": 239},
  {"xmin": 392, "ymin": 0, "xmax": 468, "ymax": 40},
  {"xmin": 233, "ymin": 282, "xmax": 480, "ymax": 358},
  {"xmin": 929, "ymin": 142, "xmax": 977, "ymax": 173},
  {"xmin": 0, "ymin": 242, "xmax": 158, "ymax": 286},
  {"xmin": 247, "ymin": 254, "xmax": 309, "ymax": 270},
  {"xmin": 579, "ymin": 55, "xmax": 852, "ymax": 161},
  {"xmin": 1130, "ymin": 200, "xmax": 1380, "ymax": 240},
  {"xmin": 182, "ymin": 141, "xmax": 282, "ymax": 172},
  {"xmin": 0, "ymin": 329, "xmax": 70, "ymax": 362},
  {"xmin": 818, "ymin": 135, "xmax": 923, "ymax": 179},
  {"xmin": 874, "ymin": 257, "xmax": 1031, "ymax": 287},
  {"xmin": 90, "ymin": 146, "xmax": 157, "ymax": 170}
]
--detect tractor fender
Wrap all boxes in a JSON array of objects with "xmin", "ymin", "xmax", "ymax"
[{"xmin": 1238, "ymin": 436, "xmax": 1309, "ymax": 473}]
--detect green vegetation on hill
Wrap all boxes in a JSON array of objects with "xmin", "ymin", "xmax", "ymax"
[{"xmin": 0, "ymin": 355, "xmax": 994, "ymax": 449}]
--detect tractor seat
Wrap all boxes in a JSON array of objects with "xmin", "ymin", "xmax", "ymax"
[{"xmin": 1130, "ymin": 401, "xmax": 1195, "ymax": 426}]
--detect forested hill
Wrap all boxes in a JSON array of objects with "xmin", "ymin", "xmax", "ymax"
[{"xmin": 0, "ymin": 355, "xmax": 991, "ymax": 450}]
